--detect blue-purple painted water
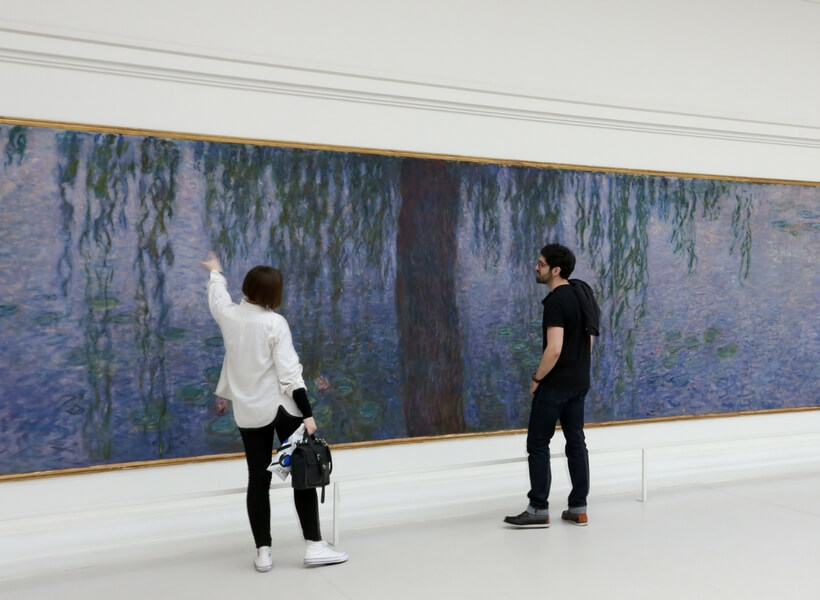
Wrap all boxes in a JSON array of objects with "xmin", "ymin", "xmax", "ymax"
[{"xmin": 0, "ymin": 124, "xmax": 817, "ymax": 475}]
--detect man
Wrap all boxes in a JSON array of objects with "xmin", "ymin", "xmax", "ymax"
[{"xmin": 504, "ymin": 243, "xmax": 599, "ymax": 528}]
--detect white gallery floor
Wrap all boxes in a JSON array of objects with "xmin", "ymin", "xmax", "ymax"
[{"xmin": 1, "ymin": 468, "xmax": 818, "ymax": 600}]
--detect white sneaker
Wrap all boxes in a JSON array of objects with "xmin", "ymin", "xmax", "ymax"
[
  {"xmin": 304, "ymin": 540, "xmax": 348, "ymax": 566},
  {"xmin": 254, "ymin": 546, "xmax": 273, "ymax": 572}
]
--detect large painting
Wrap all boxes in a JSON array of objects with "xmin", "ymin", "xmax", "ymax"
[{"xmin": 0, "ymin": 119, "xmax": 818, "ymax": 477}]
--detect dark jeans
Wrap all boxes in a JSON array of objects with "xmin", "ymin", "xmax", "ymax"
[
  {"xmin": 239, "ymin": 406, "xmax": 321, "ymax": 547},
  {"xmin": 526, "ymin": 387, "xmax": 590, "ymax": 511}
]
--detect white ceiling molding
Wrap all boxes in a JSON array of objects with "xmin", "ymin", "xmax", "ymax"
[{"xmin": 2, "ymin": 25, "xmax": 819, "ymax": 150}]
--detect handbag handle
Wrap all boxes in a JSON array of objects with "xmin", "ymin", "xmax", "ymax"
[{"xmin": 300, "ymin": 432, "xmax": 326, "ymax": 446}]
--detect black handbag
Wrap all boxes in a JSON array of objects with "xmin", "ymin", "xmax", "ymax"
[{"xmin": 290, "ymin": 434, "xmax": 333, "ymax": 503}]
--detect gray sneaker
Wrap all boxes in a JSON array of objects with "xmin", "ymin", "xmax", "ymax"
[{"xmin": 503, "ymin": 510, "xmax": 550, "ymax": 528}]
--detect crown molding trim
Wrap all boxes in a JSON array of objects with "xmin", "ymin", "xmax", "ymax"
[{"xmin": 2, "ymin": 25, "xmax": 820, "ymax": 150}]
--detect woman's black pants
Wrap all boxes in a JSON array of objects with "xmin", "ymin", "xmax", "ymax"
[{"xmin": 238, "ymin": 407, "xmax": 321, "ymax": 547}]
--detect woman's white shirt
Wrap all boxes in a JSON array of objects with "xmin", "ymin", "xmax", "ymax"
[{"xmin": 206, "ymin": 270, "xmax": 305, "ymax": 428}]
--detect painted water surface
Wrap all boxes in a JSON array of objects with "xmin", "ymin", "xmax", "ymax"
[{"xmin": 0, "ymin": 123, "xmax": 817, "ymax": 475}]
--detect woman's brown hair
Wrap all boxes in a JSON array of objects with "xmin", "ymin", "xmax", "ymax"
[{"xmin": 242, "ymin": 266, "xmax": 283, "ymax": 310}]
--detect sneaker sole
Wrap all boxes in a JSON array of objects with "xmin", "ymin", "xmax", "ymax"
[
  {"xmin": 561, "ymin": 517, "xmax": 588, "ymax": 527},
  {"xmin": 504, "ymin": 521, "xmax": 550, "ymax": 529},
  {"xmin": 304, "ymin": 556, "xmax": 349, "ymax": 566},
  {"xmin": 254, "ymin": 564, "xmax": 273, "ymax": 573}
]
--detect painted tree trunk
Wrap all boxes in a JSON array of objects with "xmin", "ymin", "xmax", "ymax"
[{"xmin": 396, "ymin": 159, "xmax": 465, "ymax": 436}]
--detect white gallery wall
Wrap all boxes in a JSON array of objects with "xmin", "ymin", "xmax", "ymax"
[
  {"xmin": 1, "ymin": 0, "xmax": 819, "ymax": 179},
  {"xmin": 1, "ymin": 0, "xmax": 819, "ymax": 575}
]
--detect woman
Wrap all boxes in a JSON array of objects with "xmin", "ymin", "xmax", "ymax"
[{"xmin": 200, "ymin": 252, "xmax": 348, "ymax": 572}]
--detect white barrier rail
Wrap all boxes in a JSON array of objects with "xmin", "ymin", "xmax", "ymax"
[
  {"xmin": 116, "ymin": 427, "xmax": 820, "ymax": 546},
  {"xmin": 1, "ymin": 413, "xmax": 817, "ymax": 571},
  {"xmin": 275, "ymin": 426, "xmax": 820, "ymax": 544}
]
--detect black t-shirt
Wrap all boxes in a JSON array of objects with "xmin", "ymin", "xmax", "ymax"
[{"xmin": 541, "ymin": 284, "xmax": 591, "ymax": 391}]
